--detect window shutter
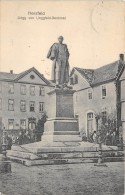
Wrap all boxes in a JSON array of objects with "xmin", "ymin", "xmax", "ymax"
[
  {"xmin": 74, "ymin": 75, "xmax": 78, "ymax": 84},
  {"xmin": 70, "ymin": 77, "xmax": 74, "ymax": 85}
]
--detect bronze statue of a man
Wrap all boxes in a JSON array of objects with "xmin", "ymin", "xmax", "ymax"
[{"xmin": 47, "ymin": 36, "xmax": 70, "ymax": 85}]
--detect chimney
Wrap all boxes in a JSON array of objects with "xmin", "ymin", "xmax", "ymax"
[
  {"xmin": 118, "ymin": 54, "xmax": 124, "ymax": 72},
  {"xmin": 119, "ymin": 54, "xmax": 124, "ymax": 63},
  {"xmin": 10, "ymin": 70, "xmax": 13, "ymax": 74}
]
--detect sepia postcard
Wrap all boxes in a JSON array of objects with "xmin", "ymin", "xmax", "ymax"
[{"xmin": 0, "ymin": 0, "xmax": 125, "ymax": 195}]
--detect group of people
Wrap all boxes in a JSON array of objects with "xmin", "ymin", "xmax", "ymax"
[
  {"xmin": 82, "ymin": 127, "xmax": 123, "ymax": 146},
  {"xmin": 0, "ymin": 129, "xmax": 36, "ymax": 150},
  {"xmin": 104, "ymin": 131, "xmax": 118, "ymax": 146},
  {"xmin": 104, "ymin": 127, "xmax": 123, "ymax": 146},
  {"xmin": 88, "ymin": 131, "xmax": 98, "ymax": 144},
  {"xmin": 0, "ymin": 125, "xmax": 123, "ymax": 151},
  {"xmin": 16, "ymin": 129, "xmax": 36, "ymax": 145}
]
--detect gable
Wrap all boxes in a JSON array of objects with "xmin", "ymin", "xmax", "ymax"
[
  {"xmin": 16, "ymin": 70, "xmax": 48, "ymax": 85},
  {"xmin": 71, "ymin": 61, "xmax": 120, "ymax": 87},
  {"xmin": 70, "ymin": 69, "xmax": 90, "ymax": 91}
]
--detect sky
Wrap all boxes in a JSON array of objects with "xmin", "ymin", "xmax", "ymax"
[{"xmin": 0, "ymin": 0, "xmax": 125, "ymax": 79}]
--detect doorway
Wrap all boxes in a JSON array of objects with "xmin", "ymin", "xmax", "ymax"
[{"xmin": 28, "ymin": 118, "xmax": 36, "ymax": 130}]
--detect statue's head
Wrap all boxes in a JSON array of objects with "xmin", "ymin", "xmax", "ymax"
[{"xmin": 58, "ymin": 36, "xmax": 64, "ymax": 44}]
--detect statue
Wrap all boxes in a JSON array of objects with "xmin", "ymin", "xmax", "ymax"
[{"xmin": 47, "ymin": 36, "xmax": 70, "ymax": 86}]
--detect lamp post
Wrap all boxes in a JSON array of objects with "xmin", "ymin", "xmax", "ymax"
[
  {"xmin": 2, "ymin": 127, "xmax": 7, "ymax": 160},
  {"xmin": 94, "ymin": 114, "xmax": 107, "ymax": 166},
  {"xmin": 97, "ymin": 130, "xmax": 103, "ymax": 164},
  {"xmin": 0, "ymin": 127, "xmax": 11, "ymax": 173},
  {"xmin": 94, "ymin": 128, "xmax": 107, "ymax": 167}
]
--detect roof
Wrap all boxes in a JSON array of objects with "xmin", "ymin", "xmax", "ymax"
[
  {"xmin": 0, "ymin": 67, "xmax": 51, "ymax": 85},
  {"xmin": 72, "ymin": 60, "xmax": 124, "ymax": 86},
  {"xmin": 92, "ymin": 61, "xmax": 119, "ymax": 85},
  {"xmin": 0, "ymin": 72, "xmax": 18, "ymax": 81},
  {"xmin": 73, "ymin": 67, "xmax": 94, "ymax": 83}
]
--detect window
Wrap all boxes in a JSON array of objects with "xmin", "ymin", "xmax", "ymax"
[
  {"xmin": 102, "ymin": 111, "xmax": 107, "ymax": 124},
  {"xmin": 102, "ymin": 85, "xmax": 106, "ymax": 99},
  {"xmin": 70, "ymin": 77, "xmax": 74, "ymax": 85},
  {"xmin": 87, "ymin": 113, "xmax": 93, "ymax": 120},
  {"xmin": 39, "ymin": 86, "xmax": 45, "ymax": 96},
  {"xmin": 39, "ymin": 102, "xmax": 45, "ymax": 112},
  {"xmin": 30, "ymin": 86, "xmax": 35, "ymax": 96},
  {"xmin": 8, "ymin": 83, "xmax": 14, "ymax": 94},
  {"xmin": 28, "ymin": 118, "xmax": 36, "ymax": 130},
  {"xmin": 88, "ymin": 89, "xmax": 93, "ymax": 100},
  {"xmin": 0, "ymin": 99, "xmax": 2, "ymax": 110},
  {"xmin": 20, "ymin": 120, "xmax": 26, "ymax": 130},
  {"xmin": 29, "ymin": 121, "xmax": 36, "ymax": 130},
  {"xmin": 20, "ymin": 85, "xmax": 26, "ymax": 95},
  {"xmin": 30, "ymin": 75, "xmax": 35, "ymax": 79},
  {"xmin": 30, "ymin": 101, "xmax": 35, "ymax": 112},
  {"xmin": 8, "ymin": 119, "xmax": 14, "ymax": 130},
  {"xmin": 8, "ymin": 99, "xmax": 14, "ymax": 111},
  {"xmin": 70, "ymin": 75, "xmax": 78, "ymax": 85},
  {"xmin": 20, "ymin": 100, "xmax": 26, "ymax": 112},
  {"xmin": 74, "ymin": 74, "xmax": 78, "ymax": 84}
]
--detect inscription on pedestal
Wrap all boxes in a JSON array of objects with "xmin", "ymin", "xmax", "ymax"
[
  {"xmin": 47, "ymin": 88, "xmax": 76, "ymax": 118},
  {"xmin": 57, "ymin": 95, "xmax": 74, "ymax": 117},
  {"xmin": 43, "ymin": 88, "xmax": 82, "ymax": 142}
]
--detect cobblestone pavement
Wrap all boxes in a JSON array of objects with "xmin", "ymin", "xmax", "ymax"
[{"xmin": 0, "ymin": 162, "xmax": 124, "ymax": 195}]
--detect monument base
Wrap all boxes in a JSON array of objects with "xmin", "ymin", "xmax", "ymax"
[
  {"xmin": 42, "ymin": 117, "xmax": 82, "ymax": 142},
  {"xmin": 7, "ymin": 142, "xmax": 123, "ymax": 166},
  {"xmin": 42, "ymin": 87, "xmax": 82, "ymax": 143}
]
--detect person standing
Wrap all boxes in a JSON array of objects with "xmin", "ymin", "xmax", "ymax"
[
  {"xmin": 119, "ymin": 125, "xmax": 123, "ymax": 145},
  {"xmin": 93, "ymin": 131, "xmax": 97, "ymax": 143},
  {"xmin": 18, "ymin": 130, "xmax": 24, "ymax": 145}
]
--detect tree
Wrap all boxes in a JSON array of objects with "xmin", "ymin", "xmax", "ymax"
[{"xmin": 95, "ymin": 109, "xmax": 117, "ymax": 143}]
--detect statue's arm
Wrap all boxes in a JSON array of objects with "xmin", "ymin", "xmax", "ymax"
[
  {"xmin": 47, "ymin": 48, "xmax": 52, "ymax": 59},
  {"xmin": 47, "ymin": 43, "xmax": 57, "ymax": 60}
]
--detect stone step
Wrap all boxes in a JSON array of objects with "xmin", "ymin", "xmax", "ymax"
[
  {"xmin": 8, "ymin": 150, "xmax": 41, "ymax": 160},
  {"xmin": 8, "ymin": 149, "xmax": 124, "ymax": 160},
  {"xmin": 43, "ymin": 131, "xmax": 80, "ymax": 135},
  {"xmin": 10, "ymin": 145, "xmax": 97, "ymax": 153},
  {"xmin": 42, "ymin": 135, "xmax": 82, "ymax": 142},
  {"xmin": 8, "ymin": 155, "xmax": 124, "ymax": 167},
  {"xmin": 47, "ymin": 117, "xmax": 78, "ymax": 121},
  {"xmin": 10, "ymin": 143, "xmax": 120, "ymax": 154}
]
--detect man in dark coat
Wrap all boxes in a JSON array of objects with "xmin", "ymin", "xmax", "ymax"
[{"xmin": 47, "ymin": 36, "xmax": 70, "ymax": 85}]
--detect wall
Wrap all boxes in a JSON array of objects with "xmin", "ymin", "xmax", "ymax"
[
  {"xmin": 0, "ymin": 71, "xmax": 53, "ymax": 130},
  {"xmin": 120, "ymin": 68, "xmax": 125, "ymax": 142},
  {"xmin": 71, "ymin": 69, "xmax": 117, "ymax": 136}
]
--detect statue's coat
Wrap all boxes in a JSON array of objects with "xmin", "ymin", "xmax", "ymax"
[{"xmin": 47, "ymin": 43, "xmax": 70, "ymax": 84}]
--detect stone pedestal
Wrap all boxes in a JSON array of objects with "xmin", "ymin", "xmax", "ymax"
[
  {"xmin": 42, "ymin": 88, "xmax": 82, "ymax": 142},
  {"xmin": 0, "ymin": 154, "xmax": 11, "ymax": 173},
  {"xmin": 0, "ymin": 161, "xmax": 11, "ymax": 173}
]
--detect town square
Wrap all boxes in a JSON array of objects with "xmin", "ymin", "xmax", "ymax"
[{"xmin": 0, "ymin": 1, "xmax": 125, "ymax": 195}]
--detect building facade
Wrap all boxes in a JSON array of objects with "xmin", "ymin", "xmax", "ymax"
[
  {"xmin": 0, "ymin": 55, "xmax": 124, "ymax": 140},
  {"xmin": 0, "ymin": 67, "xmax": 53, "ymax": 133},
  {"xmin": 70, "ymin": 55, "xmax": 125, "ymax": 138}
]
